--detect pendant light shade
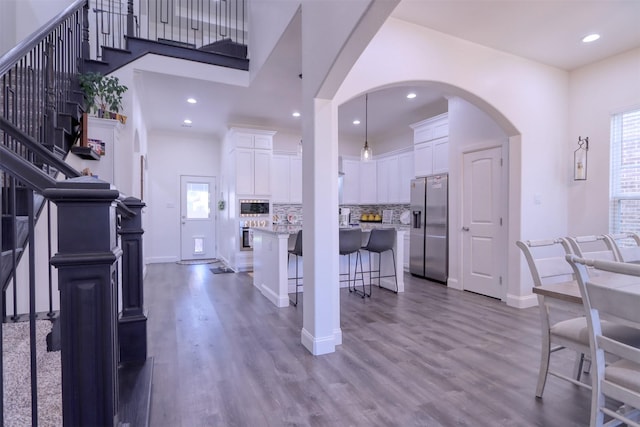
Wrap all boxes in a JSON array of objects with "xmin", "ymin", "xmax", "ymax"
[{"xmin": 360, "ymin": 93, "xmax": 372, "ymax": 162}]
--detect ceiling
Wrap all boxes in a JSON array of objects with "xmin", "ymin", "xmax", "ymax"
[{"xmin": 138, "ymin": 0, "xmax": 640, "ymax": 145}]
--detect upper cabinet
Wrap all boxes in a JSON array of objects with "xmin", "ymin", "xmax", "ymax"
[
  {"xmin": 359, "ymin": 161, "xmax": 378, "ymax": 204},
  {"xmin": 342, "ymin": 159, "xmax": 361, "ymax": 204},
  {"xmin": 411, "ymin": 113, "xmax": 449, "ymax": 177},
  {"xmin": 229, "ymin": 128, "xmax": 276, "ymax": 197},
  {"xmin": 271, "ymin": 154, "xmax": 302, "ymax": 204}
]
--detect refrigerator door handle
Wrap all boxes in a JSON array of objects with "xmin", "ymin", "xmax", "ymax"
[{"xmin": 412, "ymin": 211, "xmax": 422, "ymax": 228}]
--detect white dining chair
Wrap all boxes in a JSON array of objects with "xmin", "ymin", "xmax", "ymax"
[
  {"xmin": 566, "ymin": 256, "xmax": 640, "ymax": 427},
  {"xmin": 517, "ymin": 239, "xmax": 592, "ymax": 398},
  {"xmin": 565, "ymin": 235, "xmax": 620, "ymax": 262},
  {"xmin": 605, "ymin": 232, "xmax": 640, "ymax": 263}
]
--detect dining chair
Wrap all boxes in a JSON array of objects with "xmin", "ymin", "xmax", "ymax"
[
  {"xmin": 517, "ymin": 239, "xmax": 592, "ymax": 398},
  {"xmin": 288, "ymin": 230, "xmax": 303, "ymax": 306},
  {"xmin": 564, "ymin": 235, "xmax": 620, "ymax": 262},
  {"xmin": 605, "ymin": 232, "xmax": 640, "ymax": 263},
  {"xmin": 566, "ymin": 256, "xmax": 640, "ymax": 427}
]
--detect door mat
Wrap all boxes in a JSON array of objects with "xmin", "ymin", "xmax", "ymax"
[
  {"xmin": 210, "ymin": 266, "xmax": 235, "ymax": 274},
  {"xmin": 177, "ymin": 259, "xmax": 217, "ymax": 265}
]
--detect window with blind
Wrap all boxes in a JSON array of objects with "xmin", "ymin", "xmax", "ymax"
[{"xmin": 610, "ymin": 107, "xmax": 640, "ymax": 234}]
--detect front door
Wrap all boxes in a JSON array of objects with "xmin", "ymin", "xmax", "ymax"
[
  {"xmin": 461, "ymin": 146, "xmax": 504, "ymax": 299},
  {"xmin": 180, "ymin": 175, "xmax": 216, "ymax": 261}
]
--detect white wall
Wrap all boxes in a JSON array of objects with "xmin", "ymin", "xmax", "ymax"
[
  {"xmin": 568, "ymin": 48, "xmax": 640, "ymax": 235},
  {"xmin": 145, "ymin": 131, "xmax": 221, "ymax": 263},
  {"xmin": 0, "ymin": 0, "xmax": 17, "ymax": 56},
  {"xmin": 333, "ymin": 17, "xmax": 570, "ymax": 306},
  {"xmin": 273, "ymin": 130, "xmax": 302, "ymax": 153},
  {"xmin": 15, "ymin": 0, "xmax": 74, "ymax": 45}
]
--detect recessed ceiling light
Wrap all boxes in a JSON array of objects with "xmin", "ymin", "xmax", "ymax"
[
  {"xmin": 187, "ymin": 98, "xmax": 197, "ymax": 104},
  {"xmin": 353, "ymin": 119, "xmax": 361, "ymax": 125},
  {"xmin": 292, "ymin": 111, "xmax": 301, "ymax": 118},
  {"xmin": 406, "ymin": 93, "xmax": 417, "ymax": 99},
  {"xmin": 183, "ymin": 119, "xmax": 192, "ymax": 124},
  {"xmin": 582, "ymin": 34, "xmax": 600, "ymax": 43}
]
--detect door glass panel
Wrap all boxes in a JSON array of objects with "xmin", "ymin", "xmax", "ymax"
[{"xmin": 186, "ymin": 182, "xmax": 210, "ymax": 219}]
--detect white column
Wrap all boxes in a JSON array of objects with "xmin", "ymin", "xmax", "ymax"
[{"xmin": 300, "ymin": 97, "xmax": 341, "ymax": 355}]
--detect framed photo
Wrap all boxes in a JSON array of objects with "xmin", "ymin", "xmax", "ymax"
[{"xmin": 87, "ymin": 138, "xmax": 105, "ymax": 156}]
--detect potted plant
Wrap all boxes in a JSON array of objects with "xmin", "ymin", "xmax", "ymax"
[{"xmin": 78, "ymin": 71, "xmax": 128, "ymax": 124}]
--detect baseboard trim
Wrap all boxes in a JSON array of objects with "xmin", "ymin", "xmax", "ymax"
[
  {"xmin": 447, "ymin": 277, "xmax": 462, "ymax": 290},
  {"xmin": 261, "ymin": 284, "xmax": 289, "ymax": 308},
  {"xmin": 145, "ymin": 256, "xmax": 177, "ymax": 264},
  {"xmin": 506, "ymin": 293, "xmax": 538, "ymax": 309},
  {"xmin": 301, "ymin": 328, "xmax": 336, "ymax": 355}
]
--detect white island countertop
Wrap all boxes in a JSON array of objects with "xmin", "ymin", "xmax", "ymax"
[{"xmin": 251, "ymin": 225, "xmax": 406, "ymax": 307}]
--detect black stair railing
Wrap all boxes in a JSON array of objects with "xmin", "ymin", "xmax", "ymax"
[
  {"xmin": 1, "ymin": 0, "xmax": 149, "ymax": 425},
  {"xmin": 91, "ymin": 0, "xmax": 247, "ymax": 59}
]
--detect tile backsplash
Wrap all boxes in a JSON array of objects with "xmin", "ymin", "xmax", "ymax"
[
  {"xmin": 341, "ymin": 204, "xmax": 410, "ymax": 224},
  {"xmin": 273, "ymin": 203, "xmax": 410, "ymax": 225}
]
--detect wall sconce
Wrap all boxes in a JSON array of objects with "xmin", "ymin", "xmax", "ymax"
[{"xmin": 574, "ymin": 136, "xmax": 589, "ymax": 180}]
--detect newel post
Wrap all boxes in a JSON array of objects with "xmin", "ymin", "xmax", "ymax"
[
  {"xmin": 44, "ymin": 177, "xmax": 121, "ymax": 427},
  {"xmin": 118, "ymin": 196, "xmax": 147, "ymax": 363}
]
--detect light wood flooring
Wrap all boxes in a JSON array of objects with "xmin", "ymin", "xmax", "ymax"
[{"xmin": 145, "ymin": 263, "xmax": 592, "ymax": 426}]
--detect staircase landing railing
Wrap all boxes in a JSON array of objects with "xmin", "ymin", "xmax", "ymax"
[{"xmin": 91, "ymin": 0, "xmax": 247, "ymax": 60}]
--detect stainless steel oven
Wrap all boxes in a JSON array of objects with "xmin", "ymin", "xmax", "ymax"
[
  {"xmin": 240, "ymin": 224, "xmax": 252, "ymax": 251},
  {"xmin": 239, "ymin": 219, "xmax": 269, "ymax": 251}
]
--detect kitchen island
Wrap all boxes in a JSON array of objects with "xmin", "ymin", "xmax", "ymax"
[{"xmin": 252, "ymin": 225, "xmax": 406, "ymax": 308}]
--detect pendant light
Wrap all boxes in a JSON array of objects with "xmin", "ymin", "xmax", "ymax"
[{"xmin": 360, "ymin": 93, "xmax": 372, "ymax": 162}]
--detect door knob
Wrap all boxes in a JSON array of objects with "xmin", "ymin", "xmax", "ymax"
[
  {"xmin": 181, "ymin": 221, "xmax": 186, "ymax": 225},
  {"xmin": 462, "ymin": 226, "xmax": 470, "ymax": 231}
]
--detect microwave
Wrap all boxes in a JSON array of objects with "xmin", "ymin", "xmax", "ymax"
[{"xmin": 239, "ymin": 199, "xmax": 270, "ymax": 217}]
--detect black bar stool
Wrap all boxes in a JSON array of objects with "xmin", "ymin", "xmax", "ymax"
[
  {"xmin": 288, "ymin": 230, "xmax": 303, "ymax": 306},
  {"xmin": 339, "ymin": 228, "xmax": 366, "ymax": 297},
  {"xmin": 362, "ymin": 228, "xmax": 398, "ymax": 294}
]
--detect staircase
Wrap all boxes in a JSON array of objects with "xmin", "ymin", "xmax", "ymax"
[{"xmin": 1, "ymin": 0, "xmax": 250, "ymax": 425}]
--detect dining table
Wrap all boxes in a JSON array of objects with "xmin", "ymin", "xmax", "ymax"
[{"xmin": 532, "ymin": 267, "xmax": 640, "ymax": 308}]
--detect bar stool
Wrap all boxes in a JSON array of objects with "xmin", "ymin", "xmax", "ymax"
[
  {"xmin": 288, "ymin": 230, "xmax": 303, "ymax": 306},
  {"xmin": 362, "ymin": 228, "xmax": 398, "ymax": 294},
  {"xmin": 339, "ymin": 228, "xmax": 366, "ymax": 297}
]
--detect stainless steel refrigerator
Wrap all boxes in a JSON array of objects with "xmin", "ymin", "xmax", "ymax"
[{"xmin": 410, "ymin": 174, "xmax": 448, "ymax": 282}]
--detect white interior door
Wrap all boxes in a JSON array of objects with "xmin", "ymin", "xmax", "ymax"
[
  {"xmin": 462, "ymin": 146, "xmax": 504, "ymax": 299},
  {"xmin": 180, "ymin": 175, "xmax": 216, "ymax": 261}
]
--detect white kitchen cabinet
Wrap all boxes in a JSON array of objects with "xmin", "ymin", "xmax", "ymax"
[
  {"xmin": 342, "ymin": 159, "xmax": 360, "ymax": 204},
  {"xmin": 414, "ymin": 141, "xmax": 434, "ymax": 177},
  {"xmin": 254, "ymin": 150, "xmax": 271, "ymax": 196},
  {"xmin": 411, "ymin": 113, "xmax": 449, "ymax": 177},
  {"xmin": 433, "ymin": 137, "xmax": 449, "ymax": 174},
  {"xmin": 271, "ymin": 155, "xmax": 289, "ymax": 203},
  {"xmin": 235, "ymin": 148, "xmax": 271, "ymax": 196},
  {"xmin": 359, "ymin": 161, "xmax": 377, "ymax": 204},
  {"xmin": 235, "ymin": 148, "xmax": 255, "ymax": 195},
  {"xmin": 377, "ymin": 156, "xmax": 401, "ymax": 204},
  {"xmin": 229, "ymin": 128, "xmax": 276, "ymax": 197},
  {"xmin": 233, "ymin": 130, "xmax": 273, "ymax": 150},
  {"xmin": 271, "ymin": 154, "xmax": 302, "ymax": 203},
  {"xmin": 398, "ymin": 152, "xmax": 414, "ymax": 203},
  {"xmin": 376, "ymin": 157, "xmax": 389, "ymax": 203},
  {"xmin": 289, "ymin": 157, "xmax": 302, "ymax": 203}
]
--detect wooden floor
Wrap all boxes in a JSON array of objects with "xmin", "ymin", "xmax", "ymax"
[{"xmin": 145, "ymin": 263, "xmax": 591, "ymax": 427}]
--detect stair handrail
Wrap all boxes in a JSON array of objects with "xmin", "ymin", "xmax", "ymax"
[
  {"xmin": 0, "ymin": 116, "xmax": 81, "ymax": 181},
  {"xmin": 0, "ymin": 0, "xmax": 88, "ymax": 76}
]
